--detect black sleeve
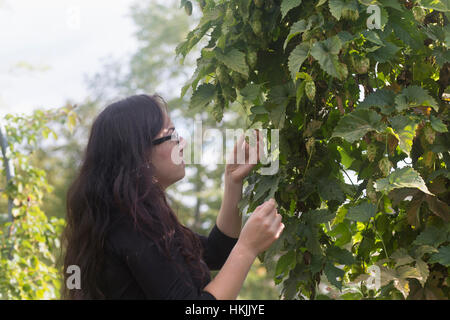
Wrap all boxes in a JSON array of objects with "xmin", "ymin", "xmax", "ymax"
[{"xmin": 196, "ymin": 224, "xmax": 239, "ymax": 271}]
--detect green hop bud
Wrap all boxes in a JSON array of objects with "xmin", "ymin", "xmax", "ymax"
[
  {"xmin": 254, "ymin": 0, "xmax": 264, "ymax": 8},
  {"xmin": 222, "ymin": 85, "xmax": 237, "ymax": 102},
  {"xmin": 213, "ymin": 96, "xmax": 225, "ymax": 122},
  {"xmin": 306, "ymin": 137, "xmax": 315, "ymax": 156},
  {"xmin": 378, "ymin": 157, "xmax": 392, "ymax": 177},
  {"xmin": 246, "ymin": 51, "xmax": 258, "ymax": 69},
  {"xmin": 423, "ymin": 125, "xmax": 435, "ymax": 145},
  {"xmin": 352, "ymin": 56, "xmax": 370, "ymax": 74},
  {"xmin": 305, "ymin": 81, "xmax": 316, "ymax": 101},
  {"xmin": 367, "ymin": 143, "xmax": 377, "ymax": 162},
  {"xmin": 215, "ymin": 65, "xmax": 230, "ymax": 86}
]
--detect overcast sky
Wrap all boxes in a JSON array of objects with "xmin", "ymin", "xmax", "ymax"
[{"xmin": 0, "ymin": 0, "xmax": 139, "ymax": 117}]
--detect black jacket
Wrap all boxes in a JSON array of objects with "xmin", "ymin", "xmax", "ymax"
[{"xmin": 99, "ymin": 214, "xmax": 238, "ymax": 299}]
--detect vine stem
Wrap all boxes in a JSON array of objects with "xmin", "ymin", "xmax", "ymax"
[
  {"xmin": 373, "ymin": 194, "xmax": 389, "ymax": 259},
  {"xmin": 304, "ymin": 151, "xmax": 312, "ymax": 177}
]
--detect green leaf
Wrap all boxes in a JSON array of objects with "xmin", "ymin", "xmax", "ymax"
[
  {"xmin": 253, "ymin": 175, "xmax": 279, "ymax": 202},
  {"xmin": 328, "ymin": 0, "xmax": 359, "ymax": 21},
  {"xmin": 281, "ymin": 0, "xmax": 302, "ymax": 19},
  {"xmin": 346, "ymin": 201, "xmax": 376, "ymax": 222},
  {"xmin": 413, "ymin": 226, "xmax": 448, "ymax": 247},
  {"xmin": 429, "ymin": 246, "xmax": 450, "ymax": 267},
  {"xmin": 390, "ymin": 248, "xmax": 415, "ymax": 268},
  {"xmin": 275, "ymin": 251, "xmax": 297, "ymax": 276},
  {"xmin": 269, "ymin": 103, "xmax": 287, "ymax": 129},
  {"xmin": 433, "ymin": 47, "xmax": 450, "ymax": 67},
  {"xmin": 331, "ymin": 109, "xmax": 387, "ymax": 143},
  {"xmin": 302, "ymin": 209, "xmax": 336, "ymax": 224},
  {"xmin": 326, "ymin": 246, "xmax": 355, "ymax": 265},
  {"xmin": 296, "ymin": 72, "xmax": 313, "ymax": 81},
  {"xmin": 310, "ymin": 36, "xmax": 348, "ymax": 80},
  {"xmin": 288, "ymin": 43, "xmax": 310, "ymax": 81},
  {"xmin": 336, "ymin": 145, "xmax": 354, "ymax": 169},
  {"xmin": 379, "ymin": 0, "xmax": 404, "ymax": 11},
  {"xmin": 358, "ymin": 88, "xmax": 396, "ymax": 115},
  {"xmin": 215, "ymin": 49, "xmax": 249, "ymax": 77},
  {"xmin": 414, "ymin": 245, "xmax": 438, "ymax": 259},
  {"xmin": 250, "ymin": 105, "xmax": 268, "ymax": 114},
  {"xmin": 418, "ymin": 0, "xmax": 449, "ymax": 11},
  {"xmin": 375, "ymin": 167, "xmax": 434, "ymax": 195},
  {"xmin": 337, "ymin": 31, "xmax": 356, "ymax": 44},
  {"xmin": 318, "ymin": 177, "xmax": 346, "ymax": 202},
  {"xmin": 189, "ymin": 83, "xmax": 216, "ymax": 110},
  {"xmin": 267, "ymin": 83, "xmax": 294, "ymax": 129},
  {"xmin": 362, "ymin": 30, "xmax": 385, "ymax": 46},
  {"xmin": 430, "ymin": 114, "xmax": 448, "ymax": 133},
  {"xmin": 329, "ymin": 222, "xmax": 352, "ymax": 246},
  {"xmin": 268, "ymin": 83, "xmax": 295, "ymax": 105},
  {"xmin": 284, "ymin": 19, "xmax": 308, "ymax": 50},
  {"xmin": 426, "ymin": 169, "xmax": 450, "ymax": 182},
  {"xmin": 388, "ymin": 115, "xmax": 420, "ymax": 157},
  {"xmin": 66, "ymin": 111, "xmax": 77, "ymax": 133},
  {"xmin": 369, "ymin": 41, "xmax": 400, "ymax": 63},
  {"xmin": 324, "ymin": 261, "xmax": 344, "ymax": 290},
  {"xmin": 415, "ymin": 259, "xmax": 430, "ymax": 286},
  {"xmin": 395, "ymin": 85, "xmax": 439, "ymax": 112},
  {"xmin": 239, "ymin": 83, "xmax": 264, "ymax": 105}
]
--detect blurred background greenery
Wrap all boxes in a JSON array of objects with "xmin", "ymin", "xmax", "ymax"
[{"xmin": 0, "ymin": 0, "xmax": 279, "ymax": 299}]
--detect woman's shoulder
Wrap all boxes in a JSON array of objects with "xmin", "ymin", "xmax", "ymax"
[{"xmin": 105, "ymin": 212, "xmax": 156, "ymax": 255}]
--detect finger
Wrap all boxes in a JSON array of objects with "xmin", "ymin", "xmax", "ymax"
[
  {"xmin": 255, "ymin": 198, "xmax": 275, "ymax": 214},
  {"xmin": 255, "ymin": 130, "xmax": 265, "ymax": 162},
  {"xmin": 235, "ymin": 134, "xmax": 246, "ymax": 164},
  {"xmin": 270, "ymin": 214, "xmax": 282, "ymax": 233},
  {"xmin": 260, "ymin": 198, "xmax": 277, "ymax": 216},
  {"xmin": 275, "ymin": 223, "xmax": 285, "ymax": 238}
]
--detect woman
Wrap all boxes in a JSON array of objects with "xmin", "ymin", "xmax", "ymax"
[{"xmin": 62, "ymin": 94, "xmax": 284, "ymax": 300}]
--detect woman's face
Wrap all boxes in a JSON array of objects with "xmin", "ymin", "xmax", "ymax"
[{"xmin": 149, "ymin": 112, "xmax": 185, "ymax": 189}]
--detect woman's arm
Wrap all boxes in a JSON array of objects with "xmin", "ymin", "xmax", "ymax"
[
  {"xmin": 204, "ymin": 199, "xmax": 284, "ymax": 300},
  {"xmin": 216, "ymin": 130, "xmax": 263, "ymax": 238},
  {"xmin": 215, "ymin": 171, "xmax": 243, "ymax": 239},
  {"xmin": 203, "ymin": 242, "xmax": 256, "ymax": 300}
]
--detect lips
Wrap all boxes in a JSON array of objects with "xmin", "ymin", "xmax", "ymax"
[{"xmin": 179, "ymin": 146, "xmax": 184, "ymax": 162}]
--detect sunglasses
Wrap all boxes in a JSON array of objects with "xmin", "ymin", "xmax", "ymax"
[{"xmin": 152, "ymin": 130, "xmax": 180, "ymax": 146}]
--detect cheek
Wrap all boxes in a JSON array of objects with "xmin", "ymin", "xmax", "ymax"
[{"xmin": 153, "ymin": 145, "xmax": 176, "ymax": 168}]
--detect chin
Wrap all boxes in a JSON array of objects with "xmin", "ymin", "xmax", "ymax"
[{"xmin": 174, "ymin": 165, "xmax": 186, "ymax": 182}]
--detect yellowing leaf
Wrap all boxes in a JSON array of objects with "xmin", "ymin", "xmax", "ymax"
[{"xmin": 375, "ymin": 167, "xmax": 434, "ymax": 196}]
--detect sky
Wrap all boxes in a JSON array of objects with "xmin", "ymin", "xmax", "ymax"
[{"xmin": 0, "ymin": 0, "xmax": 139, "ymax": 117}]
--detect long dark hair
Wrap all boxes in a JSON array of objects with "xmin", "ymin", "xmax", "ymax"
[{"xmin": 61, "ymin": 94, "xmax": 209, "ymax": 299}]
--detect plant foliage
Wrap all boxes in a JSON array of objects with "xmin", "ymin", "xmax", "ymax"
[{"xmin": 178, "ymin": 0, "xmax": 450, "ymax": 299}]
